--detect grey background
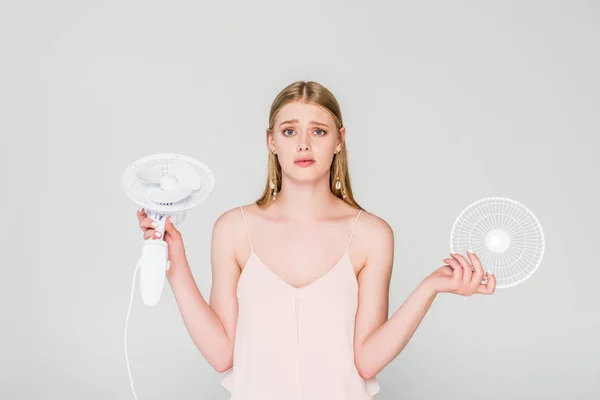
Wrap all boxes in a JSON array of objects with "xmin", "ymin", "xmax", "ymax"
[{"xmin": 1, "ymin": 1, "xmax": 599, "ymax": 399}]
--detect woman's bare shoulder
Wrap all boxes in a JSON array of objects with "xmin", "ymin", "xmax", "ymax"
[
  {"xmin": 356, "ymin": 208, "xmax": 394, "ymax": 247},
  {"xmin": 212, "ymin": 203, "xmax": 265, "ymax": 245},
  {"xmin": 212, "ymin": 203, "xmax": 256, "ymax": 233},
  {"xmin": 359, "ymin": 209, "xmax": 392, "ymax": 230},
  {"xmin": 211, "ymin": 204, "xmax": 257, "ymax": 267}
]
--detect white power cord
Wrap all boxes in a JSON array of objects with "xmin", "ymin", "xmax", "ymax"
[
  {"xmin": 124, "ymin": 259, "xmax": 171, "ymax": 399},
  {"xmin": 125, "ymin": 261, "xmax": 141, "ymax": 400}
]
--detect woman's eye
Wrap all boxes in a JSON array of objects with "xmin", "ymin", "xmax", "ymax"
[{"xmin": 281, "ymin": 128, "xmax": 327, "ymax": 136}]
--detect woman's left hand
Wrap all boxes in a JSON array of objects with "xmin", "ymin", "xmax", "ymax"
[{"xmin": 424, "ymin": 251, "xmax": 497, "ymax": 296}]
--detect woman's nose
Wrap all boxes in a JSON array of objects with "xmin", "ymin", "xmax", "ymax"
[
  {"xmin": 297, "ymin": 143, "xmax": 309, "ymax": 151},
  {"xmin": 296, "ymin": 131, "xmax": 311, "ymax": 151}
]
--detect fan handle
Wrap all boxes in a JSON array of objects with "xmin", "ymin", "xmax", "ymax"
[{"xmin": 137, "ymin": 217, "xmax": 170, "ymax": 307}]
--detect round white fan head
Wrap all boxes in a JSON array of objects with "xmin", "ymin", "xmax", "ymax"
[
  {"xmin": 450, "ymin": 197, "xmax": 545, "ymax": 289},
  {"xmin": 121, "ymin": 153, "xmax": 215, "ymax": 214}
]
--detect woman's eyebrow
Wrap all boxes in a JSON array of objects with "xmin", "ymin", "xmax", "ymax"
[{"xmin": 279, "ymin": 119, "xmax": 329, "ymax": 128}]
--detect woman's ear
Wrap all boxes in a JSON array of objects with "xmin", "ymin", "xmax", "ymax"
[
  {"xmin": 336, "ymin": 126, "xmax": 346, "ymax": 152},
  {"xmin": 266, "ymin": 128, "xmax": 274, "ymax": 152}
]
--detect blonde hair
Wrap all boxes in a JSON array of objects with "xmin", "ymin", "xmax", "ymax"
[{"xmin": 255, "ymin": 81, "xmax": 363, "ymax": 210}]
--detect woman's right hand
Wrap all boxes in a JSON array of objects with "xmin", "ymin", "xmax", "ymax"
[
  {"xmin": 425, "ymin": 251, "xmax": 496, "ymax": 296},
  {"xmin": 137, "ymin": 208, "xmax": 190, "ymax": 275}
]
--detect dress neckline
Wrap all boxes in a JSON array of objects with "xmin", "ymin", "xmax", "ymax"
[{"xmin": 241, "ymin": 249, "xmax": 356, "ymax": 292}]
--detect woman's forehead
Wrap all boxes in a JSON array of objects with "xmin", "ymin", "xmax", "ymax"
[{"xmin": 276, "ymin": 102, "xmax": 332, "ymax": 124}]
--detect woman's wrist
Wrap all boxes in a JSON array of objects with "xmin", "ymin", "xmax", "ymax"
[
  {"xmin": 420, "ymin": 276, "xmax": 440, "ymax": 296},
  {"xmin": 166, "ymin": 258, "xmax": 191, "ymax": 281}
]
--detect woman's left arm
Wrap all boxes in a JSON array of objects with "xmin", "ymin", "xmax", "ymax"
[{"xmin": 353, "ymin": 216, "xmax": 438, "ymax": 380}]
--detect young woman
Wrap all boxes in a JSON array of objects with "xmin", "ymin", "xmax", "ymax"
[{"xmin": 136, "ymin": 81, "xmax": 497, "ymax": 399}]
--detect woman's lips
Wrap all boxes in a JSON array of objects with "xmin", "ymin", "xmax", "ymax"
[{"xmin": 294, "ymin": 160, "xmax": 315, "ymax": 167}]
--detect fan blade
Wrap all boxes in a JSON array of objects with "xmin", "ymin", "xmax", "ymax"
[
  {"xmin": 137, "ymin": 167, "xmax": 163, "ymax": 184},
  {"xmin": 170, "ymin": 160, "xmax": 201, "ymax": 191},
  {"xmin": 149, "ymin": 186, "xmax": 192, "ymax": 204}
]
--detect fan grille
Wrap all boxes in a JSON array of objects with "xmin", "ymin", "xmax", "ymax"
[
  {"xmin": 450, "ymin": 197, "xmax": 545, "ymax": 289},
  {"xmin": 122, "ymin": 153, "xmax": 215, "ymax": 213}
]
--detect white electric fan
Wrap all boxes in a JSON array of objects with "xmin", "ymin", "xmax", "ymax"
[
  {"xmin": 449, "ymin": 197, "xmax": 545, "ymax": 288},
  {"xmin": 121, "ymin": 153, "xmax": 215, "ymax": 400}
]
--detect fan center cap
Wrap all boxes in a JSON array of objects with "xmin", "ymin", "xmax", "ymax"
[
  {"xmin": 485, "ymin": 229, "xmax": 510, "ymax": 253},
  {"xmin": 160, "ymin": 175, "xmax": 179, "ymax": 191}
]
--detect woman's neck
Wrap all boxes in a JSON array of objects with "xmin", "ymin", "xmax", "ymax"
[{"xmin": 268, "ymin": 176, "xmax": 340, "ymax": 222}]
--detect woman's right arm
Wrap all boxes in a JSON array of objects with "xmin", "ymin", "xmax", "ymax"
[{"xmin": 165, "ymin": 208, "xmax": 241, "ymax": 373}]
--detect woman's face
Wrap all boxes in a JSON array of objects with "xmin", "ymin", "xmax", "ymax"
[{"xmin": 267, "ymin": 101, "xmax": 345, "ymax": 181}]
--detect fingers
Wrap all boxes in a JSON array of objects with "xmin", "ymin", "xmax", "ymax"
[
  {"xmin": 450, "ymin": 253, "xmax": 472, "ymax": 284},
  {"xmin": 444, "ymin": 251, "xmax": 496, "ymax": 295},
  {"xmin": 466, "ymin": 251, "xmax": 485, "ymax": 289},
  {"xmin": 164, "ymin": 216, "xmax": 182, "ymax": 241},
  {"xmin": 140, "ymin": 217, "xmax": 159, "ymax": 230},
  {"xmin": 144, "ymin": 228, "xmax": 162, "ymax": 240},
  {"xmin": 137, "ymin": 209, "xmax": 159, "ymax": 232},
  {"xmin": 136, "ymin": 208, "xmax": 146, "ymax": 223},
  {"xmin": 467, "ymin": 251, "xmax": 496, "ymax": 293},
  {"xmin": 136, "ymin": 212, "xmax": 181, "ymax": 243},
  {"xmin": 136, "ymin": 208, "xmax": 162, "ymax": 239},
  {"xmin": 442, "ymin": 257, "xmax": 463, "ymax": 282},
  {"xmin": 477, "ymin": 272, "xmax": 497, "ymax": 295}
]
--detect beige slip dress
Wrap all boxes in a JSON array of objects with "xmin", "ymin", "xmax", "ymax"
[{"xmin": 219, "ymin": 206, "xmax": 381, "ymax": 399}]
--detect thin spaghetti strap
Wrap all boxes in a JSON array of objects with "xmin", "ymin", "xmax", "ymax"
[
  {"xmin": 239, "ymin": 206, "xmax": 253, "ymax": 252},
  {"xmin": 346, "ymin": 209, "xmax": 363, "ymax": 253}
]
